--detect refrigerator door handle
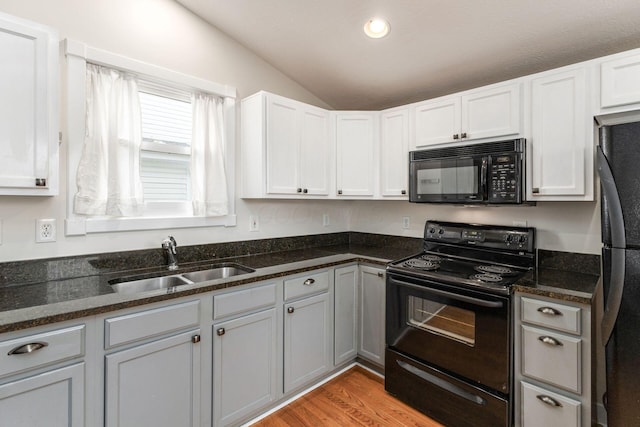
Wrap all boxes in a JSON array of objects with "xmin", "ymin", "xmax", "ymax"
[{"xmin": 597, "ymin": 145, "xmax": 627, "ymax": 345}]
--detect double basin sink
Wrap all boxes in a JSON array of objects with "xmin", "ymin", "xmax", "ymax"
[{"xmin": 109, "ymin": 263, "xmax": 255, "ymax": 295}]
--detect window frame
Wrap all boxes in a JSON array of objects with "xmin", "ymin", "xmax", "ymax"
[{"xmin": 64, "ymin": 39, "xmax": 237, "ymax": 235}]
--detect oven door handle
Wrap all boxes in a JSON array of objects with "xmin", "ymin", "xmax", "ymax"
[{"xmin": 389, "ymin": 277, "xmax": 504, "ymax": 308}]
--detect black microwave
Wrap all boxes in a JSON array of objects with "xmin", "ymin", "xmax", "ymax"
[{"xmin": 409, "ymin": 139, "xmax": 526, "ymax": 204}]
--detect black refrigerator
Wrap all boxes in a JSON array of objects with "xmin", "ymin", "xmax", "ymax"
[{"xmin": 597, "ymin": 120, "xmax": 640, "ymax": 426}]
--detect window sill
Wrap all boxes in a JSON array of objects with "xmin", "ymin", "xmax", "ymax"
[{"xmin": 65, "ymin": 214, "xmax": 237, "ymax": 235}]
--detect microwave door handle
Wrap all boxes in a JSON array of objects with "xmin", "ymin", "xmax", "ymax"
[
  {"xmin": 597, "ymin": 145, "xmax": 626, "ymax": 345},
  {"xmin": 480, "ymin": 158, "xmax": 488, "ymax": 200}
]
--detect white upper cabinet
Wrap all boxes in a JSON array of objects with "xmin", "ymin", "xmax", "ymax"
[
  {"xmin": 380, "ymin": 107, "xmax": 409, "ymax": 198},
  {"xmin": 527, "ymin": 66, "xmax": 593, "ymax": 201},
  {"xmin": 0, "ymin": 12, "xmax": 58, "ymax": 195},
  {"xmin": 335, "ymin": 112, "xmax": 378, "ymax": 197},
  {"xmin": 412, "ymin": 82, "xmax": 522, "ymax": 148},
  {"xmin": 600, "ymin": 50, "xmax": 640, "ymax": 111},
  {"xmin": 241, "ymin": 91, "xmax": 330, "ymax": 198}
]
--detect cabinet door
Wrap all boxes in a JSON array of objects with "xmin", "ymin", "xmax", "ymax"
[
  {"xmin": 300, "ymin": 107, "xmax": 330, "ymax": 195},
  {"xmin": 380, "ymin": 108, "xmax": 409, "ymax": 197},
  {"xmin": 601, "ymin": 52, "xmax": 640, "ymax": 108},
  {"xmin": 0, "ymin": 363, "xmax": 84, "ymax": 427},
  {"xmin": 213, "ymin": 309, "xmax": 278, "ymax": 427},
  {"xmin": 266, "ymin": 96, "xmax": 299, "ymax": 195},
  {"xmin": 528, "ymin": 68, "xmax": 590, "ymax": 200},
  {"xmin": 461, "ymin": 83, "xmax": 521, "ymax": 140},
  {"xmin": 521, "ymin": 381, "xmax": 580, "ymax": 427},
  {"xmin": 413, "ymin": 96, "xmax": 460, "ymax": 147},
  {"xmin": 105, "ymin": 330, "xmax": 201, "ymax": 427},
  {"xmin": 335, "ymin": 113, "xmax": 376, "ymax": 197},
  {"xmin": 0, "ymin": 13, "xmax": 58, "ymax": 195},
  {"xmin": 359, "ymin": 266, "xmax": 385, "ymax": 366},
  {"xmin": 284, "ymin": 292, "xmax": 332, "ymax": 393},
  {"xmin": 334, "ymin": 265, "xmax": 358, "ymax": 365}
]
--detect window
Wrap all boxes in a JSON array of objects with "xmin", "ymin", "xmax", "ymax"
[
  {"xmin": 65, "ymin": 41, "xmax": 237, "ymax": 235},
  {"xmin": 139, "ymin": 83, "xmax": 193, "ymax": 211}
]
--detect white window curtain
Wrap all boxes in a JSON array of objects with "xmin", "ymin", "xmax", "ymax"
[
  {"xmin": 74, "ymin": 64, "xmax": 143, "ymax": 216},
  {"xmin": 191, "ymin": 93, "xmax": 229, "ymax": 216}
]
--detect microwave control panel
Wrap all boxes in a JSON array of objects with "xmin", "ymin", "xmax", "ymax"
[{"xmin": 488, "ymin": 154, "xmax": 521, "ymax": 203}]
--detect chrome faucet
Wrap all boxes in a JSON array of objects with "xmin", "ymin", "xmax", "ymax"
[{"xmin": 161, "ymin": 236, "xmax": 178, "ymax": 270}]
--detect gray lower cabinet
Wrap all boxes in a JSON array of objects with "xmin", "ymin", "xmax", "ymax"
[
  {"xmin": 103, "ymin": 300, "xmax": 202, "ymax": 427},
  {"xmin": 212, "ymin": 308, "xmax": 278, "ymax": 427},
  {"xmin": 334, "ymin": 264, "xmax": 358, "ymax": 366},
  {"xmin": 514, "ymin": 293, "xmax": 592, "ymax": 427},
  {"xmin": 0, "ymin": 323, "xmax": 86, "ymax": 426},
  {"xmin": 284, "ymin": 291, "xmax": 332, "ymax": 393},
  {"xmin": 104, "ymin": 329, "xmax": 201, "ymax": 427},
  {"xmin": 358, "ymin": 265, "xmax": 386, "ymax": 366}
]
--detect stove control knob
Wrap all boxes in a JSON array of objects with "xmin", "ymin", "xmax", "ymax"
[
  {"xmin": 505, "ymin": 234, "xmax": 514, "ymax": 243},
  {"xmin": 428, "ymin": 227, "xmax": 436, "ymax": 234},
  {"xmin": 438, "ymin": 228, "xmax": 445, "ymax": 235},
  {"xmin": 518, "ymin": 235, "xmax": 528, "ymax": 244}
]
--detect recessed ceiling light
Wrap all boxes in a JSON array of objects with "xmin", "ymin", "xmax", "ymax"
[{"xmin": 364, "ymin": 18, "xmax": 390, "ymax": 39}]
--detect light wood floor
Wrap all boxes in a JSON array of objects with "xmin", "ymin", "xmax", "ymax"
[{"xmin": 251, "ymin": 366, "xmax": 444, "ymax": 426}]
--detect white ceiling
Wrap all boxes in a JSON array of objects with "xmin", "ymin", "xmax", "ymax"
[{"xmin": 176, "ymin": 0, "xmax": 640, "ymax": 110}]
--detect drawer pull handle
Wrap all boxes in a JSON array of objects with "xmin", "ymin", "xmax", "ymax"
[
  {"xmin": 538, "ymin": 306, "xmax": 562, "ymax": 316},
  {"xmin": 191, "ymin": 335, "xmax": 201, "ymax": 343},
  {"xmin": 538, "ymin": 336, "xmax": 563, "ymax": 346},
  {"xmin": 377, "ymin": 272, "xmax": 384, "ymax": 278},
  {"xmin": 303, "ymin": 278, "xmax": 315, "ymax": 286},
  {"xmin": 8, "ymin": 342, "xmax": 48, "ymax": 355},
  {"xmin": 216, "ymin": 328, "xmax": 225, "ymax": 336},
  {"xmin": 536, "ymin": 394, "xmax": 563, "ymax": 407}
]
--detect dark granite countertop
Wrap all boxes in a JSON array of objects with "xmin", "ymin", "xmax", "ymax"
[
  {"xmin": 513, "ymin": 250, "xmax": 601, "ymax": 305},
  {"xmin": 0, "ymin": 234, "xmax": 600, "ymax": 333}
]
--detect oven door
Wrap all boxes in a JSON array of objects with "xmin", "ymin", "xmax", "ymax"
[
  {"xmin": 386, "ymin": 272, "xmax": 510, "ymax": 393},
  {"xmin": 409, "ymin": 155, "xmax": 487, "ymax": 203}
]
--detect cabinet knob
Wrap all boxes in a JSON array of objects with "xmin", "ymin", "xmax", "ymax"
[
  {"xmin": 453, "ymin": 134, "xmax": 460, "ymax": 140},
  {"xmin": 287, "ymin": 307, "xmax": 295, "ymax": 314},
  {"xmin": 536, "ymin": 395, "xmax": 563, "ymax": 407},
  {"xmin": 216, "ymin": 328, "xmax": 225, "ymax": 336},
  {"xmin": 338, "ymin": 190, "xmax": 343, "ymax": 195},
  {"xmin": 303, "ymin": 278, "xmax": 315, "ymax": 286},
  {"xmin": 303, "ymin": 188, "xmax": 308, "ymax": 194},
  {"xmin": 461, "ymin": 132, "xmax": 467, "ymax": 139},
  {"xmin": 35, "ymin": 178, "xmax": 47, "ymax": 187},
  {"xmin": 297, "ymin": 188, "xmax": 302, "ymax": 193},
  {"xmin": 377, "ymin": 272, "xmax": 384, "ymax": 278},
  {"xmin": 401, "ymin": 190, "xmax": 406, "ymax": 195},
  {"xmin": 538, "ymin": 336, "xmax": 563, "ymax": 346},
  {"xmin": 191, "ymin": 335, "xmax": 201, "ymax": 343},
  {"xmin": 532, "ymin": 187, "xmax": 540, "ymax": 194},
  {"xmin": 8, "ymin": 342, "xmax": 48, "ymax": 355},
  {"xmin": 537, "ymin": 306, "xmax": 562, "ymax": 316}
]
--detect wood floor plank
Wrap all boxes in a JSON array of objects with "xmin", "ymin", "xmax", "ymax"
[{"xmin": 251, "ymin": 366, "xmax": 444, "ymax": 427}]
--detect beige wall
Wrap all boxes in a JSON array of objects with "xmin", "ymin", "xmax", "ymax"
[{"xmin": 0, "ymin": 0, "xmax": 601, "ymax": 262}]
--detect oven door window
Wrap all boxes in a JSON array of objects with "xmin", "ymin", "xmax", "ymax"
[
  {"xmin": 413, "ymin": 157, "xmax": 483, "ymax": 202},
  {"xmin": 407, "ymin": 295, "xmax": 475, "ymax": 346}
]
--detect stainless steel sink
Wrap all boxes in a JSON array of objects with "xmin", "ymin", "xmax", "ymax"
[
  {"xmin": 110, "ymin": 274, "xmax": 193, "ymax": 295},
  {"xmin": 109, "ymin": 263, "xmax": 255, "ymax": 294},
  {"xmin": 181, "ymin": 264, "xmax": 255, "ymax": 282}
]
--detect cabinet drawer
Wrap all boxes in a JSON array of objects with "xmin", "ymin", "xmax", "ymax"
[
  {"xmin": 105, "ymin": 300, "xmax": 200, "ymax": 349},
  {"xmin": 521, "ymin": 297, "xmax": 581, "ymax": 335},
  {"xmin": 284, "ymin": 271, "xmax": 329, "ymax": 301},
  {"xmin": 521, "ymin": 381, "xmax": 580, "ymax": 427},
  {"xmin": 521, "ymin": 325, "xmax": 581, "ymax": 393},
  {"xmin": 213, "ymin": 283, "xmax": 277, "ymax": 320},
  {"xmin": 0, "ymin": 325, "xmax": 85, "ymax": 378}
]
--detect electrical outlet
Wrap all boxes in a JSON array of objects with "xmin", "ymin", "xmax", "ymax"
[
  {"xmin": 402, "ymin": 216, "xmax": 410, "ymax": 229},
  {"xmin": 249, "ymin": 215, "xmax": 259, "ymax": 232},
  {"xmin": 322, "ymin": 214, "xmax": 330, "ymax": 227},
  {"xmin": 36, "ymin": 219, "xmax": 56, "ymax": 243}
]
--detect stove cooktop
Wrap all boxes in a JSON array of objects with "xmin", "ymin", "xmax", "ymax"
[{"xmin": 387, "ymin": 220, "xmax": 536, "ymax": 294}]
